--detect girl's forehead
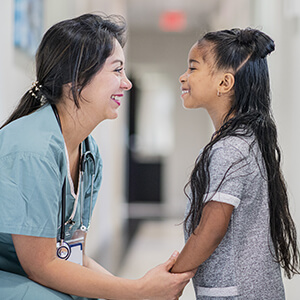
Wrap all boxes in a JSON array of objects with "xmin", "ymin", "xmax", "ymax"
[
  {"xmin": 188, "ymin": 43, "xmax": 200, "ymax": 57},
  {"xmin": 189, "ymin": 43, "xmax": 207, "ymax": 61},
  {"xmin": 190, "ymin": 42, "xmax": 215, "ymax": 64}
]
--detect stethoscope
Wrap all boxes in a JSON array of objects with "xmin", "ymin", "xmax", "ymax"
[{"xmin": 51, "ymin": 105, "xmax": 95, "ymax": 260}]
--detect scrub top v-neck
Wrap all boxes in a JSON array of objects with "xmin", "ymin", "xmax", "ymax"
[{"xmin": 0, "ymin": 104, "xmax": 103, "ymax": 278}]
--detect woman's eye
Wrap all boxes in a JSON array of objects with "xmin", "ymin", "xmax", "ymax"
[
  {"xmin": 189, "ymin": 67, "xmax": 196, "ymax": 71},
  {"xmin": 115, "ymin": 67, "xmax": 123, "ymax": 73}
]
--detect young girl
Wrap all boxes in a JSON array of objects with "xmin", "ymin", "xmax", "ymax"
[
  {"xmin": 0, "ymin": 13, "xmax": 192, "ymax": 300},
  {"xmin": 171, "ymin": 28, "xmax": 300, "ymax": 299}
]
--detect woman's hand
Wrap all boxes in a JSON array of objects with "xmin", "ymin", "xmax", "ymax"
[
  {"xmin": 138, "ymin": 251, "xmax": 193, "ymax": 300},
  {"xmin": 12, "ymin": 234, "xmax": 193, "ymax": 299}
]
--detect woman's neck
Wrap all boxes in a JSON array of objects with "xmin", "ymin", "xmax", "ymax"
[
  {"xmin": 55, "ymin": 101, "xmax": 88, "ymax": 153},
  {"xmin": 54, "ymin": 101, "xmax": 87, "ymax": 191}
]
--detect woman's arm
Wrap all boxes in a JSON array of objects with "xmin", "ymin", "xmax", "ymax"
[
  {"xmin": 12, "ymin": 234, "xmax": 192, "ymax": 300},
  {"xmin": 171, "ymin": 201, "xmax": 234, "ymax": 273}
]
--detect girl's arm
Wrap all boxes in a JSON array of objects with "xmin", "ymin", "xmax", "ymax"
[
  {"xmin": 171, "ymin": 201, "xmax": 234, "ymax": 273},
  {"xmin": 12, "ymin": 235, "xmax": 192, "ymax": 300}
]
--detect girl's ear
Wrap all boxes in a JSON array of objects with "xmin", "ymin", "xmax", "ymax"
[{"xmin": 218, "ymin": 73, "xmax": 235, "ymax": 94}]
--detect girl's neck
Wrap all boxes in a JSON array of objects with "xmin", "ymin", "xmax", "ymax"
[
  {"xmin": 207, "ymin": 98, "xmax": 233, "ymax": 132},
  {"xmin": 208, "ymin": 109, "xmax": 226, "ymax": 132}
]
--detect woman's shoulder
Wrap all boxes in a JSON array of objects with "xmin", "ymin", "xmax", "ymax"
[{"xmin": 0, "ymin": 105, "xmax": 64, "ymax": 162}]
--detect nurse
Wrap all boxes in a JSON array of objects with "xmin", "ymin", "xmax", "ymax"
[{"xmin": 0, "ymin": 13, "xmax": 192, "ymax": 300}]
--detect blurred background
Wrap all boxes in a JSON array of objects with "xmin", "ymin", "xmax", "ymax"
[{"xmin": 1, "ymin": 0, "xmax": 300, "ymax": 298}]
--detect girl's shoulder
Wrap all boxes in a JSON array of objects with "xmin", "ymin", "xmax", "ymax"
[
  {"xmin": 210, "ymin": 133, "xmax": 259, "ymax": 164},
  {"xmin": 215, "ymin": 132, "xmax": 256, "ymax": 153}
]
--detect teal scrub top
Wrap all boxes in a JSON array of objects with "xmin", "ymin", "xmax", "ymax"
[{"xmin": 0, "ymin": 104, "xmax": 103, "ymax": 299}]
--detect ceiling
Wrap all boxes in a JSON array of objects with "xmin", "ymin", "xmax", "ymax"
[{"xmin": 126, "ymin": 0, "xmax": 221, "ymax": 32}]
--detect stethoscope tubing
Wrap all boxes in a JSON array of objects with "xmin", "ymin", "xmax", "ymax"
[
  {"xmin": 80, "ymin": 150, "xmax": 95, "ymax": 231},
  {"xmin": 51, "ymin": 104, "xmax": 96, "ymax": 259},
  {"xmin": 60, "ymin": 178, "xmax": 67, "ymax": 240}
]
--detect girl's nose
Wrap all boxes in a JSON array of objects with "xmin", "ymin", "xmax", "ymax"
[{"xmin": 179, "ymin": 71, "xmax": 187, "ymax": 83}]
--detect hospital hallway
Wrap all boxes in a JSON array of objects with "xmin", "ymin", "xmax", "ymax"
[
  {"xmin": 2, "ymin": 0, "xmax": 300, "ymax": 299},
  {"xmin": 117, "ymin": 218, "xmax": 195, "ymax": 299}
]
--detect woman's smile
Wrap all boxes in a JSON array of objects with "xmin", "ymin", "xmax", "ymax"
[{"xmin": 111, "ymin": 94, "xmax": 123, "ymax": 106}]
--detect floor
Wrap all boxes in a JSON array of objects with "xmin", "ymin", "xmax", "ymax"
[
  {"xmin": 116, "ymin": 218, "xmax": 300, "ymax": 300},
  {"xmin": 117, "ymin": 218, "xmax": 195, "ymax": 299}
]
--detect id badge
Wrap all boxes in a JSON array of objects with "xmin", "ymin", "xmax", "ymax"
[{"xmin": 67, "ymin": 230, "xmax": 86, "ymax": 265}]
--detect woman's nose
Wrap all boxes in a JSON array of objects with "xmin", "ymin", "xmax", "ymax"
[{"xmin": 121, "ymin": 74, "xmax": 132, "ymax": 91}]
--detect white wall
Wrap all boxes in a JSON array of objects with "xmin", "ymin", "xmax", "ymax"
[{"xmin": 0, "ymin": 0, "xmax": 34, "ymax": 124}]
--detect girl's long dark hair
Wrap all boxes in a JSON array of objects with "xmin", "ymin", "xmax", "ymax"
[
  {"xmin": 1, "ymin": 13, "xmax": 126, "ymax": 129},
  {"xmin": 184, "ymin": 28, "xmax": 299, "ymax": 278}
]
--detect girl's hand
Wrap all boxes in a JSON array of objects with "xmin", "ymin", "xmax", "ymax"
[{"xmin": 138, "ymin": 251, "xmax": 193, "ymax": 300}]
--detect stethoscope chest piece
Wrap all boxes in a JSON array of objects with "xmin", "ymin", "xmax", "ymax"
[{"xmin": 57, "ymin": 240, "xmax": 71, "ymax": 260}]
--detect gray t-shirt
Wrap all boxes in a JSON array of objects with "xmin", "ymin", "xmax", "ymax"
[{"xmin": 185, "ymin": 134, "xmax": 285, "ymax": 299}]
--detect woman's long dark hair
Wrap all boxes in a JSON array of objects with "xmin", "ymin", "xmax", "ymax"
[
  {"xmin": 184, "ymin": 28, "xmax": 299, "ymax": 278},
  {"xmin": 1, "ymin": 13, "xmax": 126, "ymax": 129}
]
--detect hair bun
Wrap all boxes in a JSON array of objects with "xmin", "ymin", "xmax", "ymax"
[
  {"xmin": 233, "ymin": 28, "xmax": 274, "ymax": 58},
  {"xmin": 253, "ymin": 29, "xmax": 275, "ymax": 58},
  {"xmin": 236, "ymin": 28, "xmax": 275, "ymax": 58},
  {"xmin": 236, "ymin": 29, "xmax": 254, "ymax": 47}
]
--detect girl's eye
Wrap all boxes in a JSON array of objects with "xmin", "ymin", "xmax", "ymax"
[{"xmin": 189, "ymin": 67, "xmax": 196, "ymax": 71}]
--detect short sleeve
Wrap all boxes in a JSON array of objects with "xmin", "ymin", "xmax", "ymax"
[
  {"xmin": 204, "ymin": 139, "xmax": 252, "ymax": 208},
  {"xmin": 0, "ymin": 153, "xmax": 62, "ymax": 238}
]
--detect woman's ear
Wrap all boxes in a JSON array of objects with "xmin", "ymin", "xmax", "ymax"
[{"xmin": 218, "ymin": 73, "xmax": 235, "ymax": 95}]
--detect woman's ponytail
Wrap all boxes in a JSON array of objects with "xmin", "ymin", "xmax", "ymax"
[{"xmin": 0, "ymin": 81, "xmax": 44, "ymax": 129}]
